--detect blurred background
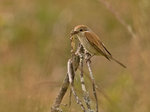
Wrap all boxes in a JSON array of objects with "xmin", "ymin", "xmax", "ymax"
[{"xmin": 0, "ymin": 0, "xmax": 150, "ymax": 112}]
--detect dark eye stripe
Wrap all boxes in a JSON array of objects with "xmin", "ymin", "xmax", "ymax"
[{"xmin": 80, "ymin": 29, "xmax": 83, "ymax": 31}]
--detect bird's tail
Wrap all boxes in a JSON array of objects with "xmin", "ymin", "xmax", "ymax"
[{"xmin": 111, "ymin": 57, "xmax": 126, "ymax": 68}]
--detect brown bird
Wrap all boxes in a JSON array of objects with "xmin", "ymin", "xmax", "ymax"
[{"xmin": 71, "ymin": 25, "xmax": 126, "ymax": 68}]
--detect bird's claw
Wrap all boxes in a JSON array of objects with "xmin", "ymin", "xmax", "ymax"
[{"xmin": 85, "ymin": 53, "xmax": 92, "ymax": 63}]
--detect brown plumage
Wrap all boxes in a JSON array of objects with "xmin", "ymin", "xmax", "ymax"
[{"xmin": 71, "ymin": 25, "xmax": 126, "ymax": 68}]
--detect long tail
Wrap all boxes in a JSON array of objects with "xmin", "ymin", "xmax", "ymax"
[{"xmin": 111, "ymin": 57, "xmax": 127, "ymax": 68}]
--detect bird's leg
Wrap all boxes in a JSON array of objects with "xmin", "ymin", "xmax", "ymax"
[{"xmin": 85, "ymin": 51, "xmax": 94, "ymax": 63}]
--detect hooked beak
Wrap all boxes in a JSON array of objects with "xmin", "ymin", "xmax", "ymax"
[{"xmin": 70, "ymin": 30, "xmax": 79, "ymax": 36}]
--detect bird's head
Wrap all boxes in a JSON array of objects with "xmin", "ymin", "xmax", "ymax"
[{"xmin": 70, "ymin": 25, "xmax": 89, "ymax": 36}]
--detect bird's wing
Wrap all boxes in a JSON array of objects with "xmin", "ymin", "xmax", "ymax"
[{"xmin": 84, "ymin": 31, "xmax": 112, "ymax": 59}]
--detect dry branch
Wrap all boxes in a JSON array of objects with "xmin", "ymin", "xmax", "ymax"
[
  {"xmin": 51, "ymin": 45, "xmax": 80, "ymax": 112},
  {"xmin": 80, "ymin": 56, "xmax": 91, "ymax": 110},
  {"xmin": 68, "ymin": 58, "xmax": 86, "ymax": 112},
  {"xmin": 51, "ymin": 44, "xmax": 99, "ymax": 112},
  {"xmin": 51, "ymin": 73, "xmax": 69, "ymax": 112},
  {"xmin": 86, "ymin": 53, "xmax": 98, "ymax": 112}
]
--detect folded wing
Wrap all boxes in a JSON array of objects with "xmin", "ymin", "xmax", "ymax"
[{"xmin": 84, "ymin": 31, "xmax": 112, "ymax": 60}]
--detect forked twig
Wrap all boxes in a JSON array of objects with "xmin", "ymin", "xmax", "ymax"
[
  {"xmin": 51, "ymin": 38, "xmax": 99, "ymax": 112},
  {"xmin": 51, "ymin": 47, "xmax": 80, "ymax": 112},
  {"xmin": 68, "ymin": 58, "xmax": 86, "ymax": 112}
]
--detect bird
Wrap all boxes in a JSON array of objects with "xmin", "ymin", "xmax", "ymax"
[{"xmin": 70, "ymin": 25, "xmax": 126, "ymax": 68}]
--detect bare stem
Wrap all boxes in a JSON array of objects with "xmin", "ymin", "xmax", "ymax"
[
  {"xmin": 86, "ymin": 54, "xmax": 98, "ymax": 112},
  {"xmin": 68, "ymin": 58, "xmax": 86, "ymax": 112},
  {"xmin": 79, "ymin": 53, "xmax": 92, "ymax": 111},
  {"xmin": 51, "ymin": 73, "xmax": 69, "ymax": 112},
  {"xmin": 51, "ymin": 45, "xmax": 81, "ymax": 112}
]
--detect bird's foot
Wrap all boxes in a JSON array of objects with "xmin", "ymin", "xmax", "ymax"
[{"xmin": 85, "ymin": 53, "xmax": 93, "ymax": 63}]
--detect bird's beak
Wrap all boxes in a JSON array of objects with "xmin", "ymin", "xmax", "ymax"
[{"xmin": 70, "ymin": 30, "xmax": 79, "ymax": 36}]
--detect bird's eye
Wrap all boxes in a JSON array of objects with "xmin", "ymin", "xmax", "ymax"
[{"xmin": 80, "ymin": 29, "xmax": 83, "ymax": 31}]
